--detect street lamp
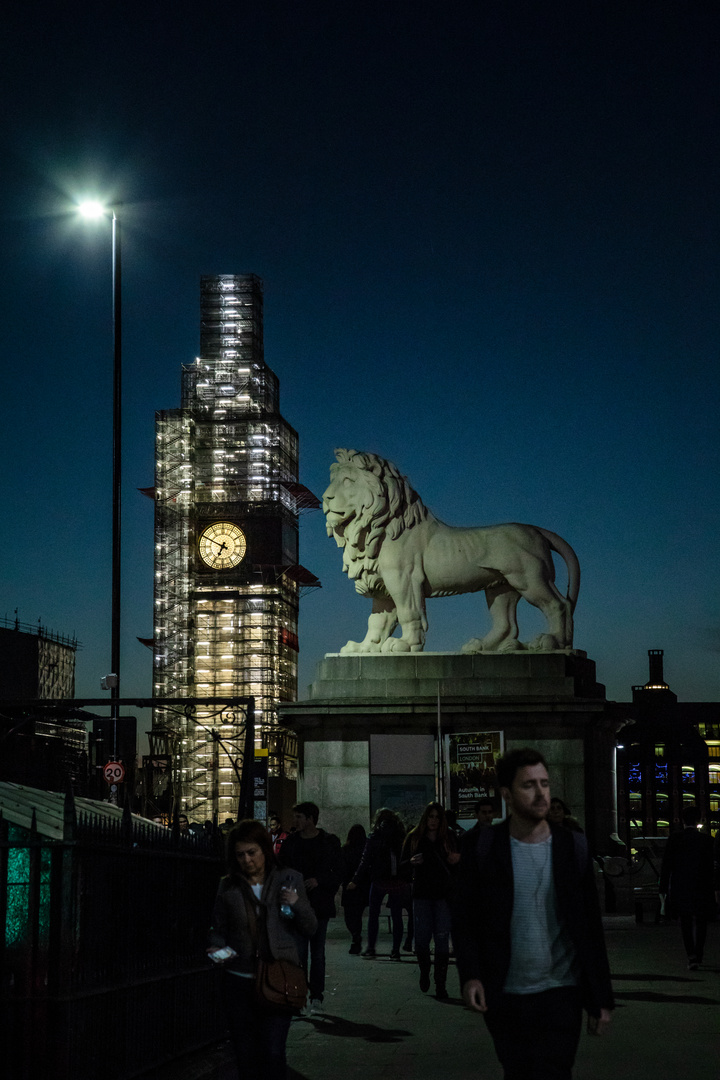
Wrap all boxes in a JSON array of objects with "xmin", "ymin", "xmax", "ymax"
[{"xmin": 79, "ymin": 200, "xmax": 122, "ymax": 765}]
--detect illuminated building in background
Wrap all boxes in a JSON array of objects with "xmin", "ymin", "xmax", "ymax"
[
  {"xmin": 616, "ymin": 649, "xmax": 719, "ymax": 843},
  {"xmin": 152, "ymin": 275, "xmax": 319, "ymax": 822}
]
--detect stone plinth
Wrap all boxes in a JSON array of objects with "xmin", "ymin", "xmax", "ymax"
[
  {"xmin": 279, "ymin": 651, "xmax": 617, "ymax": 850},
  {"xmin": 306, "ymin": 650, "xmax": 605, "ymax": 703}
]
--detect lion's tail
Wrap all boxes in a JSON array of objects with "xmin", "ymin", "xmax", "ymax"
[{"xmin": 537, "ymin": 528, "xmax": 581, "ymax": 614}]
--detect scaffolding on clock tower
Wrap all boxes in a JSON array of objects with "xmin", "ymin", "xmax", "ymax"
[{"xmin": 152, "ymin": 274, "xmax": 319, "ymax": 823}]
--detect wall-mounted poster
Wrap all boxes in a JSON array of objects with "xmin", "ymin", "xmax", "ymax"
[{"xmin": 444, "ymin": 731, "xmax": 505, "ymax": 823}]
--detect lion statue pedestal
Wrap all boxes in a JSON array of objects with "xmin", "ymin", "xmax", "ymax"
[{"xmin": 280, "ymin": 648, "xmax": 616, "ymax": 857}]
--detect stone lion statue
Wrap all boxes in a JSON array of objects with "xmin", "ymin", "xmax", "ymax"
[{"xmin": 322, "ymin": 449, "xmax": 580, "ymax": 655}]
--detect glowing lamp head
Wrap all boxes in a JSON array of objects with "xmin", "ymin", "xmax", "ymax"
[{"xmin": 78, "ymin": 200, "xmax": 107, "ymax": 219}]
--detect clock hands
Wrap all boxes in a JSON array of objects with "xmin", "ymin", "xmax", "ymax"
[{"xmin": 199, "ymin": 523, "xmax": 246, "ymax": 568}]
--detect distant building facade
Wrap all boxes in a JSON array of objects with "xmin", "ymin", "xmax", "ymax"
[
  {"xmin": 0, "ymin": 616, "xmax": 84, "ymax": 788},
  {"xmin": 615, "ymin": 650, "xmax": 720, "ymax": 842},
  {"xmin": 152, "ymin": 275, "xmax": 318, "ymax": 824}
]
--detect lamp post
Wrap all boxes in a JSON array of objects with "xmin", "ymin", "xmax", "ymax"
[{"xmin": 79, "ymin": 201, "xmax": 122, "ymax": 764}]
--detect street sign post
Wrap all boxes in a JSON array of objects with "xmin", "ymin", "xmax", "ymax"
[{"xmin": 103, "ymin": 760, "xmax": 125, "ymax": 785}]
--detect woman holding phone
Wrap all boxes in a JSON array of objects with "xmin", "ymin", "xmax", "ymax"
[{"xmin": 208, "ymin": 819, "xmax": 317, "ymax": 1078}]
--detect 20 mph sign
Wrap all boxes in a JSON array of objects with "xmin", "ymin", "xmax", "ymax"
[{"xmin": 103, "ymin": 761, "xmax": 125, "ymax": 784}]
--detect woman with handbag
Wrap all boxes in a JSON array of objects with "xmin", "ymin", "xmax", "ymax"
[
  {"xmin": 209, "ymin": 819, "xmax": 317, "ymax": 1079},
  {"xmin": 401, "ymin": 802, "xmax": 460, "ymax": 1000}
]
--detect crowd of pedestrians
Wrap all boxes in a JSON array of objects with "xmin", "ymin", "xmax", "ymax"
[{"xmin": 205, "ymin": 746, "xmax": 718, "ymax": 1080}]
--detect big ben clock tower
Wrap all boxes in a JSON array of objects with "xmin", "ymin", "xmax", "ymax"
[{"xmin": 153, "ymin": 274, "xmax": 318, "ymax": 822}]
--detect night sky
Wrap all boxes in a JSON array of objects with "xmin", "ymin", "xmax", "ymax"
[{"xmin": 1, "ymin": 0, "xmax": 718, "ymax": 729}]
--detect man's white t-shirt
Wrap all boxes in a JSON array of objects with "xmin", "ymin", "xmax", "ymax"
[{"xmin": 503, "ymin": 835, "xmax": 580, "ymax": 995}]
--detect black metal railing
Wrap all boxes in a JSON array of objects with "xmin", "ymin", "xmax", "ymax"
[{"xmin": 1, "ymin": 794, "xmax": 226, "ymax": 1080}]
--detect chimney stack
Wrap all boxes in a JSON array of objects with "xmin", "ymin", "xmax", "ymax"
[{"xmin": 648, "ymin": 649, "xmax": 665, "ymax": 686}]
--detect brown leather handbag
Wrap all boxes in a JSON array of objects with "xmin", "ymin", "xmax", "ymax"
[{"xmin": 255, "ymin": 955, "xmax": 307, "ymax": 1011}]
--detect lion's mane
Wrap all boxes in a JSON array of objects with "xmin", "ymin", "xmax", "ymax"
[{"xmin": 326, "ymin": 449, "xmax": 433, "ymax": 596}]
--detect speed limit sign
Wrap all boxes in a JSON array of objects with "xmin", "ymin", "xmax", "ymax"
[{"xmin": 103, "ymin": 761, "xmax": 125, "ymax": 784}]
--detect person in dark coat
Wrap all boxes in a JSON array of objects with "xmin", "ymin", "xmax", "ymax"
[
  {"xmin": 267, "ymin": 811, "xmax": 288, "ymax": 856},
  {"xmin": 278, "ymin": 801, "xmax": 341, "ymax": 1012},
  {"xmin": 548, "ymin": 797, "xmax": 584, "ymax": 834},
  {"xmin": 659, "ymin": 804, "xmax": 715, "ymax": 969},
  {"xmin": 453, "ymin": 747, "xmax": 613, "ymax": 1080},
  {"xmin": 208, "ymin": 819, "xmax": 317, "ymax": 1079},
  {"xmin": 347, "ymin": 808, "xmax": 407, "ymax": 958},
  {"xmin": 460, "ymin": 798, "xmax": 496, "ymax": 857},
  {"xmin": 401, "ymin": 802, "xmax": 459, "ymax": 999},
  {"xmin": 340, "ymin": 823, "xmax": 368, "ymax": 954}
]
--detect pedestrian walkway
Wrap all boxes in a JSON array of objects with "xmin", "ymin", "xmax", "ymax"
[{"xmin": 144, "ymin": 917, "xmax": 719, "ymax": 1080}]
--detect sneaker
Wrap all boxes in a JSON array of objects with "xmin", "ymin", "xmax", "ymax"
[
  {"xmin": 310, "ymin": 998, "xmax": 323, "ymax": 1014},
  {"xmin": 402, "ymin": 938, "xmax": 413, "ymax": 952},
  {"xmin": 363, "ymin": 947, "xmax": 376, "ymax": 957},
  {"xmin": 390, "ymin": 951, "xmax": 402, "ymax": 961},
  {"xmin": 349, "ymin": 941, "xmax": 362, "ymax": 955},
  {"xmin": 688, "ymin": 957, "xmax": 699, "ymax": 971}
]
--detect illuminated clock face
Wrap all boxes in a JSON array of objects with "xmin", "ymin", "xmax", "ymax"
[{"xmin": 198, "ymin": 522, "xmax": 247, "ymax": 569}]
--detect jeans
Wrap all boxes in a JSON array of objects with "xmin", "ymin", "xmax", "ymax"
[
  {"xmin": 484, "ymin": 986, "xmax": 583, "ymax": 1080},
  {"xmin": 367, "ymin": 881, "xmax": 405, "ymax": 952},
  {"xmin": 295, "ymin": 916, "xmax": 329, "ymax": 1001},
  {"xmin": 222, "ymin": 972, "xmax": 292, "ymax": 1080},
  {"xmin": 413, "ymin": 897, "xmax": 451, "ymax": 955}
]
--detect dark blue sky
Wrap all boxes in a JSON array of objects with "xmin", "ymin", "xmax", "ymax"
[{"xmin": 1, "ymin": 0, "xmax": 718, "ymax": 714}]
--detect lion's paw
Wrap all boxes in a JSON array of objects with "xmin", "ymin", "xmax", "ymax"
[
  {"xmin": 381, "ymin": 637, "xmax": 420, "ymax": 654},
  {"xmin": 528, "ymin": 634, "xmax": 562, "ymax": 652},
  {"xmin": 462, "ymin": 637, "xmax": 525, "ymax": 654},
  {"xmin": 497, "ymin": 639, "xmax": 525, "ymax": 653},
  {"xmin": 340, "ymin": 640, "xmax": 381, "ymax": 655}
]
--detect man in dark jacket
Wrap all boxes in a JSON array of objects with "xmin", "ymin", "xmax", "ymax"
[
  {"xmin": 460, "ymin": 797, "xmax": 496, "ymax": 856},
  {"xmin": 659, "ymin": 804, "xmax": 715, "ymax": 969},
  {"xmin": 279, "ymin": 801, "xmax": 341, "ymax": 1012},
  {"xmin": 453, "ymin": 747, "xmax": 613, "ymax": 1080}
]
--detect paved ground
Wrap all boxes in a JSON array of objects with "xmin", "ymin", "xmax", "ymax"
[{"xmin": 146, "ymin": 917, "xmax": 720, "ymax": 1080}]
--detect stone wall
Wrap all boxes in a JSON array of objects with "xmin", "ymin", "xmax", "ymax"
[{"xmin": 298, "ymin": 739, "xmax": 369, "ymax": 840}]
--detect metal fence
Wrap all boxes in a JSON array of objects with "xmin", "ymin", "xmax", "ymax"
[{"xmin": 1, "ymin": 794, "xmax": 227, "ymax": 1080}]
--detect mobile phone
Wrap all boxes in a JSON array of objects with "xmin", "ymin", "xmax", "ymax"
[{"xmin": 209, "ymin": 946, "xmax": 237, "ymax": 963}]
